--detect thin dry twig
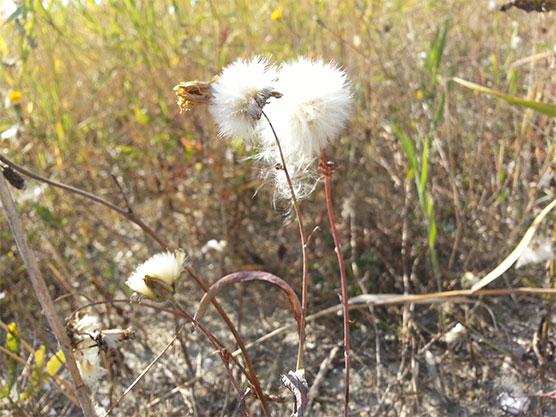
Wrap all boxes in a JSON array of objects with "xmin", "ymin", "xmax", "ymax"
[
  {"xmin": 102, "ymin": 322, "xmax": 188, "ymax": 417},
  {"xmin": 0, "ymin": 172, "xmax": 95, "ymax": 417},
  {"xmin": 0, "ymin": 154, "xmax": 270, "ymax": 415},
  {"xmin": 261, "ymin": 110, "xmax": 309, "ymax": 371},
  {"xmin": 137, "ymin": 286, "xmax": 556, "ymax": 410},
  {"xmin": 306, "ymin": 344, "xmax": 340, "ymax": 411},
  {"xmin": 0, "ymin": 155, "xmax": 167, "ymax": 250}
]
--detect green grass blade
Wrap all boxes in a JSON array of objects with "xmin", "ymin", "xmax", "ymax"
[
  {"xmin": 453, "ymin": 77, "xmax": 556, "ymax": 117},
  {"xmin": 420, "ymin": 139, "xmax": 429, "ymax": 194},
  {"xmin": 392, "ymin": 124, "xmax": 418, "ymax": 172}
]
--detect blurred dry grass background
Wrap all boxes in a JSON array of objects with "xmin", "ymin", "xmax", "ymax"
[{"xmin": 1, "ymin": 0, "xmax": 556, "ymax": 416}]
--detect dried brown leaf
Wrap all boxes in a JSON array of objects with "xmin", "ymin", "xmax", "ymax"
[{"xmin": 281, "ymin": 369, "xmax": 309, "ymax": 417}]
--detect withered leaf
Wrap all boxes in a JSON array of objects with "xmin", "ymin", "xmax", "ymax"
[
  {"xmin": 2, "ymin": 166, "xmax": 25, "ymax": 190},
  {"xmin": 281, "ymin": 369, "xmax": 309, "ymax": 417},
  {"xmin": 500, "ymin": 0, "xmax": 556, "ymax": 12}
]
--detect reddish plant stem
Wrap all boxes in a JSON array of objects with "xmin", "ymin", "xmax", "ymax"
[
  {"xmin": 320, "ymin": 151, "xmax": 350, "ymax": 417},
  {"xmin": 261, "ymin": 111, "xmax": 308, "ymax": 371},
  {"xmin": 103, "ymin": 310, "xmax": 248, "ymax": 417},
  {"xmin": 103, "ymin": 322, "xmax": 188, "ymax": 417},
  {"xmin": 0, "ymin": 155, "xmax": 269, "ymax": 416},
  {"xmin": 170, "ymin": 301, "xmax": 253, "ymax": 416},
  {"xmin": 185, "ymin": 265, "xmax": 271, "ymax": 416}
]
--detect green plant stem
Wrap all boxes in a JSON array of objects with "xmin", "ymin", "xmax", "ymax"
[
  {"xmin": 320, "ymin": 151, "xmax": 350, "ymax": 417},
  {"xmin": 261, "ymin": 110, "xmax": 308, "ymax": 371}
]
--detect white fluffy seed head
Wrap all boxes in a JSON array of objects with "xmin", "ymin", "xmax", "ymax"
[
  {"xmin": 67, "ymin": 313, "xmax": 105, "ymax": 387},
  {"xmin": 75, "ymin": 349, "xmax": 106, "ymax": 387},
  {"xmin": 262, "ymin": 57, "xmax": 353, "ymax": 161},
  {"xmin": 258, "ymin": 147, "xmax": 319, "ymax": 203},
  {"xmin": 209, "ymin": 56, "xmax": 278, "ymax": 142},
  {"xmin": 257, "ymin": 57, "xmax": 352, "ymax": 202},
  {"xmin": 73, "ymin": 314, "xmax": 101, "ymax": 335},
  {"xmin": 125, "ymin": 250, "xmax": 186, "ymax": 302}
]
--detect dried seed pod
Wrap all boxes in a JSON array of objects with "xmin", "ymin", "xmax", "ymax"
[
  {"xmin": 500, "ymin": 0, "xmax": 556, "ymax": 12},
  {"xmin": 173, "ymin": 78, "xmax": 217, "ymax": 113},
  {"xmin": 2, "ymin": 166, "xmax": 25, "ymax": 190}
]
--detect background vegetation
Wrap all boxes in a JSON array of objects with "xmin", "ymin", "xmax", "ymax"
[{"xmin": 1, "ymin": 0, "xmax": 555, "ymax": 416}]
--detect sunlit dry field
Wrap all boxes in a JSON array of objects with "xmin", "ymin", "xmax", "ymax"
[{"xmin": 1, "ymin": 1, "xmax": 556, "ymax": 416}]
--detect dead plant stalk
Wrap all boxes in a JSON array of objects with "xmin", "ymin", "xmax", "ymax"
[
  {"xmin": 0, "ymin": 172, "xmax": 96, "ymax": 417},
  {"xmin": 0, "ymin": 155, "xmax": 270, "ymax": 416}
]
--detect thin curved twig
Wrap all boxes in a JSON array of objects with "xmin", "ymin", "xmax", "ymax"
[
  {"xmin": 261, "ymin": 110, "xmax": 308, "ymax": 371},
  {"xmin": 0, "ymin": 155, "xmax": 168, "ymax": 250},
  {"xmin": 0, "ymin": 155, "xmax": 268, "ymax": 415},
  {"xmin": 0, "ymin": 172, "xmax": 96, "ymax": 417}
]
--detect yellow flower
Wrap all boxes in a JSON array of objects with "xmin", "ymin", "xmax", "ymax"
[
  {"xmin": 271, "ymin": 6, "xmax": 282, "ymax": 20},
  {"xmin": 9, "ymin": 91, "xmax": 21, "ymax": 103},
  {"xmin": 415, "ymin": 90, "xmax": 424, "ymax": 100}
]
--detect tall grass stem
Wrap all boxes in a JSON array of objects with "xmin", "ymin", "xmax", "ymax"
[{"xmin": 0, "ymin": 155, "xmax": 269, "ymax": 415}]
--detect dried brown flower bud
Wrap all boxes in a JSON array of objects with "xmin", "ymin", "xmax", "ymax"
[
  {"xmin": 173, "ymin": 78, "xmax": 217, "ymax": 113},
  {"xmin": 2, "ymin": 166, "xmax": 25, "ymax": 190}
]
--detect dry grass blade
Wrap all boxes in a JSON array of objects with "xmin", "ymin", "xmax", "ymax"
[{"xmin": 471, "ymin": 197, "xmax": 556, "ymax": 292}]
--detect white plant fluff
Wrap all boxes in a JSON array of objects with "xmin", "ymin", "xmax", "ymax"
[
  {"xmin": 260, "ymin": 147, "xmax": 319, "ymax": 202},
  {"xmin": 257, "ymin": 57, "xmax": 352, "ymax": 200},
  {"xmin": 209, "ymin": 56, "xmax": 279, "ymax": 142},
  {"xmin": 74, "ymin": 349, "xmax": 106, "ymax": 387},
  {"xmin": 262, "ymin": 57, "xmax": 352, "ymax": 161},
  {"xmin": 126, "ymin": 250, "xmax": 186, "ymax": 302},
  {"xmin": 68, "ymin": 314, "xmax": 106, "ymax": 386},
  {"xmin": 67, "ymin": 313, "xmax": 135, "ymax": 387}
]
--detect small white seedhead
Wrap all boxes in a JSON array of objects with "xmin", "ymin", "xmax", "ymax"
[
  {"xmin": 259, "ymin": 56, "xmax": 353, "ymax": 201},
  {"xmin": 66, "ymin": 313, "xmax": 135, "ymax": 388},
  {"xmin": 209, "ymin": 56, "xmax": 280, "ymax": 142},
  {"xmin": 262, "ymin": 56, "xmax": 353, "ymax": 161},
  {"xmin": 125, "ymin": 249, "xmax": 187, "ymax": 302}
]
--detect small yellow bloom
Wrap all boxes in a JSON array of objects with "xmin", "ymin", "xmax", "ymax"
[
  {"xmin": 415, "ymin": 90, "xmax": 424, "ymax": 100},
  {"xmin": 9, "ymin": 91, "xmax": 21, "ymax": 103},
  {"xmin": 271, "ymin": 6, "xmax": 282, "ymax": 20}
]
